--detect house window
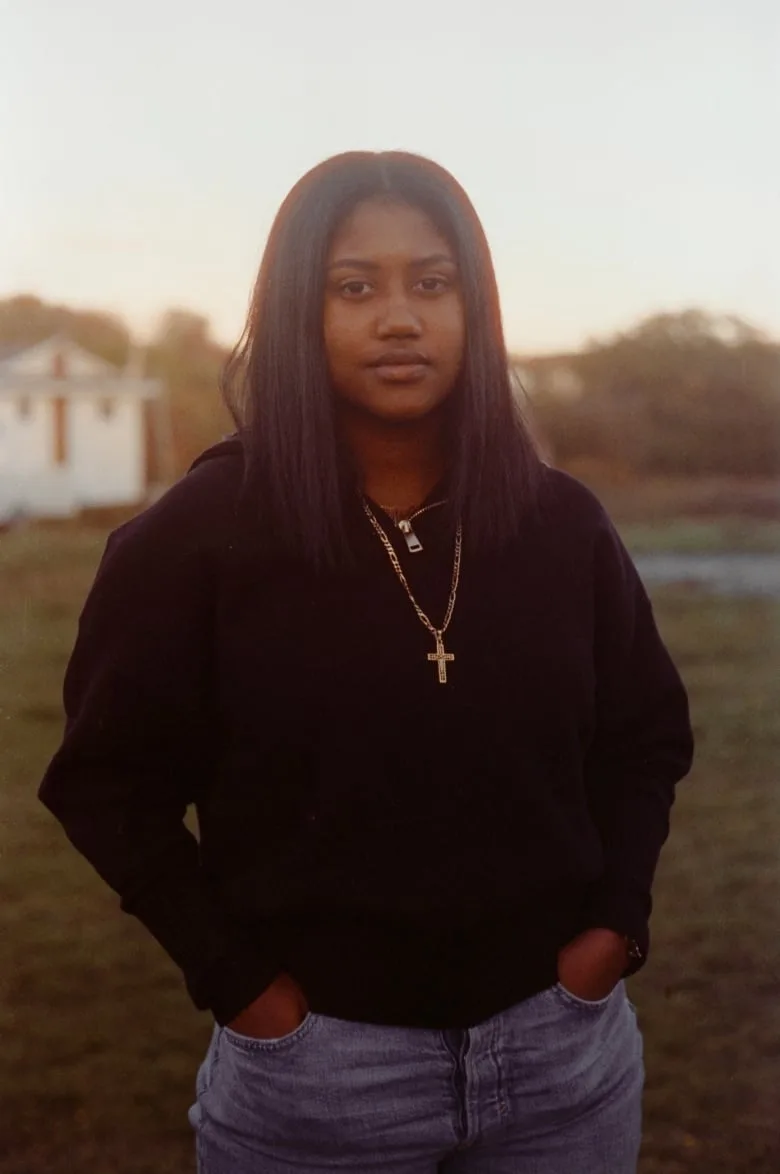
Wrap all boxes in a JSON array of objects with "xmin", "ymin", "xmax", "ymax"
[
  {"xmin": 18, "ymin": 395, "xmax": 32, "ymax": 419},
  {"xmin": 97, "ymin": 397, "xmax": 116, "ymax": 420},
  {"xmin": 53, "ymin": 397, "xmax": 68, "ymax": 465}
]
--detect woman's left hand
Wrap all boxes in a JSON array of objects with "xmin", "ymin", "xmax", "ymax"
[{"xmin": 557, "ymin": 928, "xmax": 629, "ymax": 1001}]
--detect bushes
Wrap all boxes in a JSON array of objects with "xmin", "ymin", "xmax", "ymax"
[{"xmin": 526, "ymin": 311, "xmax": 780, "ymax": 478}]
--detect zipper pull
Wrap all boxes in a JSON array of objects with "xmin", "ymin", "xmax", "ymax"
[{"xmin": 398, "ymin": 518, "xmax": 423, "ymax": 553}]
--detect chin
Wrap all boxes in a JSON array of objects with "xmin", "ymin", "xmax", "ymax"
[
  {"xmin": 345, "ymin": 386, "xmax": 453, "ymax": 425},
  {"xmin": 374, "ymin": 400, "xmax": 441, "ymax": 423}
]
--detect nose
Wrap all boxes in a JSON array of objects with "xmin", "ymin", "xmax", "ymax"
[{"xmin": 375, "ymin": 293, "xmax": 422, "ymax": 340}]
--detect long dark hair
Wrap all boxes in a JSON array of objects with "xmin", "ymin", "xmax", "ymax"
[{"xmin": 221, "ymin": 150, "xmax": 542, "ymax": 566}]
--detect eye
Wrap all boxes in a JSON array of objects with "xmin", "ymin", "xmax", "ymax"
[
  {"xmin": 339, "ymin": 280, "xmax": 373, "ymax": 298},
  {"xmin": 415, "ymin": 276, "xmax": 450, "ymax": 294}
]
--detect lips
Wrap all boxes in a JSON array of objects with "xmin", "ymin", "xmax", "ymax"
[
  {"xmin": 368, "ymin": 351, "xmax": 430, "ymax": 368},
  {"xmin": 367, "ymin": 351, "xmax": 431, "ymax": 384}
]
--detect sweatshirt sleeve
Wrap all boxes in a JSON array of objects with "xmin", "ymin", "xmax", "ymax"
[
  {"xmin": 580, "ymin": 513, "xmax": 694, "ymax": 973},
  {"xmin": 38, "ymin": 464, "xmax": 283, "ymax": 1025}
]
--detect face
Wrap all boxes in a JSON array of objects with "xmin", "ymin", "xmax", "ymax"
[{"xmin": 323, "ymin": 198, "xmax": 465, "ymax": 425}]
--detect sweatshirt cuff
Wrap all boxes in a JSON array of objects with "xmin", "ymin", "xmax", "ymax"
[
  {"xmin": 579, "ymin": 886, "xmax": 651, "ymax": 978},
  {"xmin": 189, "ymin": 950, "xmax": 285, "ymax": 1026}
]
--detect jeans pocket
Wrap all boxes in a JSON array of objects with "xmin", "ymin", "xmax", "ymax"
[
  {"xmin": 553, "ymin": 978, "xmax": 624, "ymax": 1011},
  {"xmin": 221, "ymin": 1010, "xmax": 319, "ymax": 1052}
]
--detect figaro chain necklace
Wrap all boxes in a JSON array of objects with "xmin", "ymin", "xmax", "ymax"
[{"xmin": 362, "ymin": 499, "xmax": 462, "ymax": 684}]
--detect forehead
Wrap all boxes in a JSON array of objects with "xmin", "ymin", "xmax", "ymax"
[{"xmin": 328, "ymin": 198, "xmax": 453, "ymax": 261}]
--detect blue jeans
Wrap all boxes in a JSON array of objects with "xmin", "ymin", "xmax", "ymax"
[{"xmin": 189, "ymin": 979, "xmax": 644, "ymax": 1172}]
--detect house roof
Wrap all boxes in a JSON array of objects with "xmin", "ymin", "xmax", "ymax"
[{"xmin": 0, "ymin": 334, "xmax": 161, "ymax": 399}]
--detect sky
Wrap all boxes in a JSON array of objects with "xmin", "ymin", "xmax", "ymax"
[{"xmin": 1, "ymin": 0, "xmax": 778, "ymax": 354}]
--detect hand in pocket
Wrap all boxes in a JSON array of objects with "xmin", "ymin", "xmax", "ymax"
[
  {"xmin": 226, "ymin": 971, "xmax": 309, "ymax": 1040},
  {"xmin": 557, "ymin": 928, "xmax": 628, "ymax": 1001}
]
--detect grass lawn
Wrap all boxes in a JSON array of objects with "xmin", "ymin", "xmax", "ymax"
[
  {"xmin": 1, "ymin": 522, "xmax": 778, "ymax": 1172},
  {"xmin": 620, "ymin": 517, "xmax": 780, "ymax": 555},
  {"xmin": 583, "ymin": 474, "xmax": 780, "ymax": 554}
]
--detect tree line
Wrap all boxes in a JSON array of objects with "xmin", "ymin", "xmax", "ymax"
[
  {"xmin": 518, "ymin": 310, "xmax": 780, "ymax": 479},
  {"xmin": 2, "ymin": 296, "xmax": 778, "ymax": 480}
]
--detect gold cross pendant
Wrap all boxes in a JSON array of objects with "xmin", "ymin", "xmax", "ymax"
[{"xmin": 428, "ymin": 633, "xmax": 454, "ymax": 684}]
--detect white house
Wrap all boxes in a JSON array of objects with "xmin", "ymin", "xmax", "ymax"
[{"xmin": 0, "ymin": 334, "xmax": 166, "ymax": 522}]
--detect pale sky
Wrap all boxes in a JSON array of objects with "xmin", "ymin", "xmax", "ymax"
[{"xmin": 1, "ymin": 0, "xmax": 778, "ymax": 354}]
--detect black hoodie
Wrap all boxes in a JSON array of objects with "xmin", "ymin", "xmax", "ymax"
[{"xmin": 38, "ymin": 440, "xmax": 693, "ymax": 1027}]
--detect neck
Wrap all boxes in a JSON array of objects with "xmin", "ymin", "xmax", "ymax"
[{"xmin": 338, "ymin": 408, "xmax": 448, "ymax": 514}]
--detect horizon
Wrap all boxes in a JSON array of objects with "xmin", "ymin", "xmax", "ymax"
[{"xmin": 2, "ymin": 0, "xmax": 778, "ymax": 354}]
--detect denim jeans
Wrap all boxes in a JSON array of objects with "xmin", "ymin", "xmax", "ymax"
[{"xmin": 189, "ymin": 978, "xmax": 644, "ymax": 1173}]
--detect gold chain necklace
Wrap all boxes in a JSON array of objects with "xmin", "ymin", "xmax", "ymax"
[{"xmin": 362, "ymin": 499, "xmax": 462, "ymax": 684}]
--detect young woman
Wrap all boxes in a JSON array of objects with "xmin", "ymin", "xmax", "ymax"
[{"xmin": 39, "ymin": 151, "xmax": 693, "ymax": 1173}]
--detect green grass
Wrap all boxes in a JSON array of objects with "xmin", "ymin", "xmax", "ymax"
[
  {"xmin": 1, "ymin": 525, "xmax": 779, "ymax": 1172},
  {"xmin": 629, "ymin": 588, "xmax": 780, "ymax": 1172},
  {"xmin": 618, "ymin": 516, "xmax": 780, "ymax": 555}
]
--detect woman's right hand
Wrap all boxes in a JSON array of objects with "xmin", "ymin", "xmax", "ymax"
[{"xmin": 226, "ymin": 971, "xmax": 309, "ymax": 1040}]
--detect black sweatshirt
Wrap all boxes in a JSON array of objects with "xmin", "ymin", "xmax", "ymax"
[{"xmin": 39, "ymin": 440, "xmax": 693, "ymax": 1028}]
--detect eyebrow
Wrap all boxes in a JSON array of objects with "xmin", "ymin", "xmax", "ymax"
[{"xmin": 328, "ymin": 252, "xmax": 457, "ymax": 272}]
